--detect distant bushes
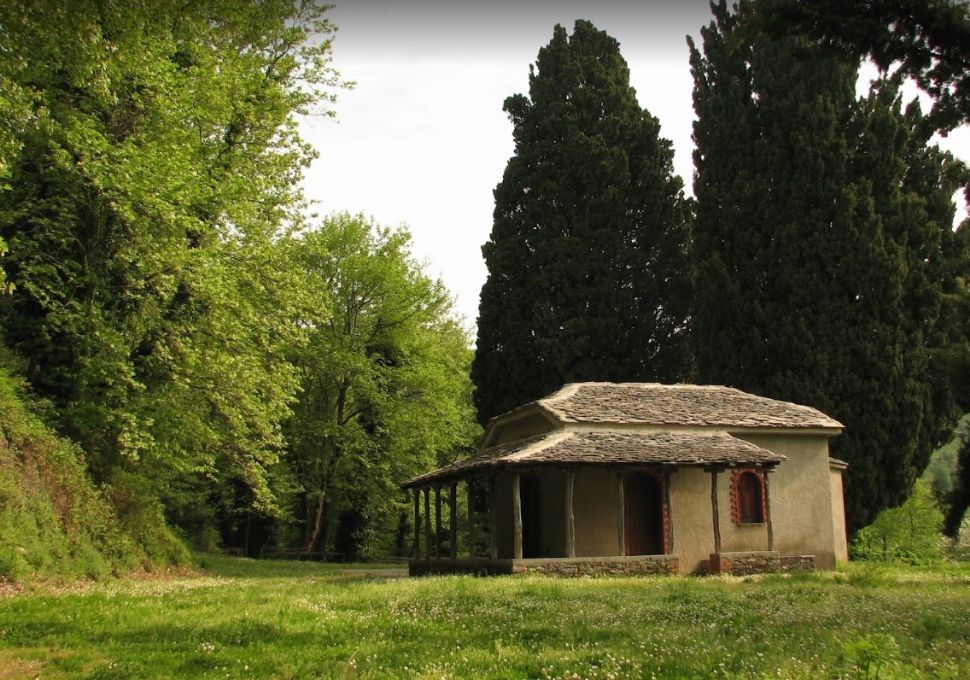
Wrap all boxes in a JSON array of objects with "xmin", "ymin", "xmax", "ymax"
[
  {"xmin": 851, "ymin": 480, "xmax": 944, "ymax": 563},
  {"xmin": 0, "ymin": 365, "xmax": 187, "ymax": 584}
]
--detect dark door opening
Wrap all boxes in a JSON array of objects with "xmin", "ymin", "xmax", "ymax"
[
  {"xmin": 520, "ymin": 473, "xmax": 543, "ymax": 558},
  {"xmin": 624, "ymin": 472, "xmax": 663, "ymax": 555}
]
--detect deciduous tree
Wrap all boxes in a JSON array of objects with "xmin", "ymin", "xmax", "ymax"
[
  {"xmin": 283, "ymin": 214, "xmax": 479, "ymax": 556},
  {"xmin": 0, "ymin": 0, "xmax": 341, "ymax": 510}
]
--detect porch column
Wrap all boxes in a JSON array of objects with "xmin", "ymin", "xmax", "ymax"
[
  {"xmin": 512, "ymin": 471, "xmax": 523, "ymax": 560},
  {"xmin": 710, "ymin": 469, "xmax": 722, "ymax": 555},
  {"xmin": 616, "ymin": 472, "xmax": 625, "ymax": 556},
  {"xmin": 434, "ymin": 486, "xmax": 443, "ymax": 559},
  {"xmin": 565, "ymin": 470, "xmax": 576, "ymax": 558},
  {"xmin": 467, "ymin": 478, "xmax": 476, "ymax": 558},
  {"xmin": 764, "ymin": 469, "xmax": 774, "ymax": 551},
  {"xmin": 412, "ymin": 488, "xmax": 420, "ymax": 560},
  {"xmin": 423, "ymin": 487, "xmax": 431, "ymax": 560},
  {"xmin": 449, "ymin": 482, "xmax": 458, "ymax": 559},
  {"xmin": 489, "ymin": 474, "xmax": 498, "ymax": 560}
]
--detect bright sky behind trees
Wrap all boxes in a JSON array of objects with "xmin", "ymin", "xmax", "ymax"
[{"xmin": 300, "ymin": 0, "xmax": 969, "ymax": 329}]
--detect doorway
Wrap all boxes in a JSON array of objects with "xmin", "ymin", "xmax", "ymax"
[
  {"xmin": 520, "ymin": 473, "xmax": 543, "ymax": 558},
  {"xmin": 624, "ymin": 472, "xmax": 664, "ymax": 555}
]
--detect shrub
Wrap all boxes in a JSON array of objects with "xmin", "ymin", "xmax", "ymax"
[{"xmin": 851, "ymin": 480, "xmax": 944, "ymax": 562}]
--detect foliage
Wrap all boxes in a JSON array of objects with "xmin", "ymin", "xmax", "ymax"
[
  {"xmin": 472, "ymin": 20, "xmax": 693, "ymax": 424},
  {"xmin": 946, "ymin": 424, "xmax": 970, "ymax": 535},
  {"xmin": 1, "ymin": 560, "xmax": 969, "ymax": 677},
  {"xmin": 689, "ymin": 0, "xmax": 969, "ymax": 532},
  {"xmin": 766, "ymin": 0, "xmax": 970, "ymax": 131},
  {"xmin": 922, "ymin": 412, "xmax": 968, "ymax": 506},
  {"xmin": 852, "ymin": 480, "xmax": 945, "ymax": 562},
  {"xmin": 281, "ymin": 214, "xmax": 480, "ymax": 558},
  {"xmin": 0, "ymin": 357, "xmax": 183, "ymax": 584},
  {"xmin": 0, "ymin": 1, "xmax": 341, "ymax": 516},
  {"xmin": 953, "ymin": 510, "xmax": 970, "ymax": 560}
]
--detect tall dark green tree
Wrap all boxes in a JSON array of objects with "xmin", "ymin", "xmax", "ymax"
[
  {"xmin": 765, "ymin": 0, "xmax": 970, "ymax": 131},
  {"xmin": 473, "ymin": 20, "xmax": 693, "ymax": 424},
  {"xmin": 690, "ymin": 0, "xmax": 968, "ymax": 531}
]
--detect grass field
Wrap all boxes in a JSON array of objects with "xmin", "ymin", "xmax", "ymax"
[{"xmin": 1, "ymin": 556, "xmax": 969, "ymax": 679}]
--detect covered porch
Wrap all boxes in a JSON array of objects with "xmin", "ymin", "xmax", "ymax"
[{"xmin": 401, "ymin": 430, "xmax": 786, "ymax": 576}]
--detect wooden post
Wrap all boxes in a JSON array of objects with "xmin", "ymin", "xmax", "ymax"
[
  {"xmin": 489, "ymin": 475, "xmax": 498, "ymax": 560},
  {"xmin": 710, "ymin": 469, "xmax": 722, "ymax": 555},
  {"xmin": 665, "ymin": 470, "xmax": 674, "ymax": 554},
  {"xmin": 565, "ymin": 470, "xmax": 576, "ymax": 558},
  {"xmin": 412, "ymin": 488, "xmax": 420, "ymax": 560},
  {"xmin": 423, "ymin": 487, "xmax": 431, "ymax": 561},
  {"xmin": 434, "ymin": 486, "xmax": 442, "ymax": 559},
  {"xmin": 617, "ymin": 472, "xmax": 626, "ymax": 556},
  {"xmin": 467, "ymin": 478, "xmax": 476, "ymax": 558},
  {"xmin": 449, "ymin": 482, "xmax": 458, "ymax": 559},
  {"xmin": 764, "ymin": 469, "xmax": 774, "ymax": 552},
  {"xmin": 512, "ymin": 471, "xmax": 523, "ymax": 560}
]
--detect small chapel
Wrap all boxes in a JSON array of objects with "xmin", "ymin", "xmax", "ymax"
[{"xmin": 402, "ymin": 382, "xmax": 848, "ymax": 576}]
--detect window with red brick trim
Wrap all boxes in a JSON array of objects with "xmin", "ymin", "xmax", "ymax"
[{"xmin": 731, "ymin": 469, "xmax": 765, "ymax": 524}]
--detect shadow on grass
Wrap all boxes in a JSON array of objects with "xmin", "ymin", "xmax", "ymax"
[{"xmin": 194, "ymin": 553, "xmax": 401, "ymax": 580}]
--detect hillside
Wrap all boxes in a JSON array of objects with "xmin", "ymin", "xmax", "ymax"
[{"xmin": 0, "ymin": 363, "xmax": 186, "ymax": 586}]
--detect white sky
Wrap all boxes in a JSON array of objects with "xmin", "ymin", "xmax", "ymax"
[{"xmin": 300, "ymin": 1, "xmax": 969, "ymax": 331}]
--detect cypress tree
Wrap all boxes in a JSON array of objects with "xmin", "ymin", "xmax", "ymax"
[
  {"xmin": 473, "ymin": 20, "xmax": 692, "ymax": 424},
  {"xmin": 690, "ymin": 0, "xmax": 968, "ymax": 531}
]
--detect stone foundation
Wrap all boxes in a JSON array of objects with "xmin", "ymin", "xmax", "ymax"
[
  {"xmin": 709, "ymin": 551, "xmax": 817, "ymax": 575},
  {"xmin": 709, "ymin": 551, "xmax": 780, "ymax": 575},
  {"xmin": 780, "ymin": 554, "xmax": 816, "ymax": 572},
  {"xmin": 409, "ymin": 554, "xmax": 679, "ymax": 577}
]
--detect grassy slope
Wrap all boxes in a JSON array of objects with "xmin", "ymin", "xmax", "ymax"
[
  {"xmin": 0, "ymin": 366, "xmax": 186, "ymax": 585},
  {"xmin": 0, "ymin": 557, "xmax": 968, "ymax": 679}
]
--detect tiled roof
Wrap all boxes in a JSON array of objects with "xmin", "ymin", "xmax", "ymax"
[
  {"xmin": 401, "ymin": 431, "xmax": 784, "ymax": 488},
  {"xmin": 529, "ymin": 383, "xmax": 843, "ymax": 429}
]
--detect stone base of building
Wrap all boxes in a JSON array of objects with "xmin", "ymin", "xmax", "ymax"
[
  {"xmin": 709, "ymin": 551, "xmax": 816, "ymax": 575},
  {"xmin": 409, "ymin": 554, "xmax": 680, "ymax": 577},
  {"xmin": 780, "ymin": 554, "xmax": 816, "ymax": 572}
]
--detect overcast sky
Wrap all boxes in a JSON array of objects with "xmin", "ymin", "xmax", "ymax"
[{"xmin": 300, "ymin": 0, "xmax": 969, "ymax": 330}]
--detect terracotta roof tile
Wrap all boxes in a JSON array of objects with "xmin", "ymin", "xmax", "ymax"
[
  {"xmin": 401, "ymin": 431, "xmax": 783, "ymax": 488},
  {"xmin": 535, "ymin": 383, "xmax": 843, "ymax": 429}
]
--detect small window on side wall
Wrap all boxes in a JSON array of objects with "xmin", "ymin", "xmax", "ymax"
[{"xmin": 734, "ymin": 470, "xmax": 764, "ymax": 524}]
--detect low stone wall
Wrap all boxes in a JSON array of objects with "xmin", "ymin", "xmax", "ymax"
[
  {"xmin": 709, "ymin": 551, "xmax": 780, "ymax": 575},
  {"xmin": 409, "ymin": 555, "xmax": 679, "ymax": 577},
  {"xmin": 521, "ymin": 555, "xmax": 679, "ymax": 576},
  {"xmin": 709, "ymin": 551, "xmax": 817, "ymax": 575},
  {"xmin": 779, "ymin": 554, "xmax": 816, "ymax": 572}
]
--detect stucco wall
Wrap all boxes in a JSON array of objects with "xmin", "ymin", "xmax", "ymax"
[
  {"xmin": 669, "ymin": 467, "xmax": 716, "ymax": 574},
  {"xmin": 489, "ymin": 412, "xmax": 556, "ymax": 446},
  {"xmin": 718, "ymin": 472, "xmax": 769, "ymax": 554},
  {"xmin": 830, "ymin": 468, "xmax": 848, "ymax": 562},
  {"xmin": 734, "ymin": 433, "xmax": 838, "ymax": 569},
  {"xmin": 573, "ymin": 468, "xmax": 622, "ymax": 557}
]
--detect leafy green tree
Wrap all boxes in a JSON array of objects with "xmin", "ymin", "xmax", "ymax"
[
  {"xmin": 0, "ymin": 1, "xmax": 341, "ymax": 513},
  {"xmin": 852, "ymin": 480, "xmax": 944, "ymax": 561},
  {"xmin": 282, "ymin": 214, "xmax": 479, "ymax": 556},
  {"xmin": 690, "ymin": 0, "xmax": 967, "ymax": 531},
  {"xmin": 946, "ymin": 427, "xmax": 970, "ymax": 536},
  {"xmin": 473, "ymin": 20, "xmax": 693, "ymax": 424}
]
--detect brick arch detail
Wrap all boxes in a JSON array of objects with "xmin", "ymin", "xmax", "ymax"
[{"xmin": 730, "ymin": 468, "xmax": 766, "ymax": 524}]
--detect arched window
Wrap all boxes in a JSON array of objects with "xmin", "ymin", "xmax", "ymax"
[{"xmin": 736, "ymin": 471, "xmax": 764, "ymax": 524}]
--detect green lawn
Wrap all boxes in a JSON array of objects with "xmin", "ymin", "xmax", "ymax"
[{"xmin": 1, "ymin": 557, "xmax": 968, "ymax": 679}]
